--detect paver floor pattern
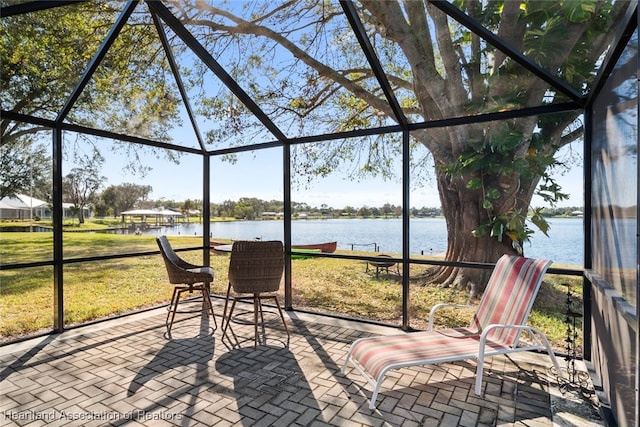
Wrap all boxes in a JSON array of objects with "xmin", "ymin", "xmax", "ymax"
[{"xmin": 1, "ymin": 299, "xmax": 574, "ymax": 426}]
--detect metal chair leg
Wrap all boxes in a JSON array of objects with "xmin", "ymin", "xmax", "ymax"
[
  {"xmin": 201, "ymin": 284, "xmax": 217, "ymax": 330},
  {"xmin": 221, "ymin": 283, "xmax": 233, "ymax": 340},
  {"xmin": 222, "ymin": 290, "xmax": 288, "ymax": 347},
  {"xmin": 253, "ymin": 295, "xmax": 260, "ymax": 348},
  {"xmin": 167, "ymin": 284, "xmax": 217, "ymax": 334},
  {"xmin": 272, "ymin": 296, "xmax": 289, "ymax": 338},
  {"xmin": 166, "ymin": 286, "xmax": 182, "ymax": 333}
]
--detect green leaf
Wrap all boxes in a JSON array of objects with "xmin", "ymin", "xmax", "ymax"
[
  {"xmin": 466, "ymin": 178, "xmax": 482, "ymax": 189},
  {"xmin": 472, "ymin": 224, "xmax": 490, "ymax": 238},
  {"xmin": 530, "ymin": 209, "xmax": 551, "ymax": 237},
  {"xmin": 564, "ymin": 0, "xmax": 596, "ymax": 22},
  {"xmin": 485, "ymin": 187, "xmax": 501, "ymax": 200},
  {"xmin": 490, "ymin": 222, "xmax": 504, "ymax": 241}
]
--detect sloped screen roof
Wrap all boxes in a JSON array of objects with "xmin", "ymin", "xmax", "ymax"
[{"xmin": 2, "ymin": 0, "xmax": 633, "ymax": 154}]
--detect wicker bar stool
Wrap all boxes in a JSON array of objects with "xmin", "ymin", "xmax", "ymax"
[
  {"xmin": 156, "ymin": 236, "xmax": 217, "ymax": 334},
  {"xmin": 221, "ymin": 240, "xmax": 289, "ymax": 347}
]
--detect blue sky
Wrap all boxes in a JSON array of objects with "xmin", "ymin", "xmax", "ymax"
[{"xmin": 96, "ymin": 140, "xmax": 584, "ymax": 209}]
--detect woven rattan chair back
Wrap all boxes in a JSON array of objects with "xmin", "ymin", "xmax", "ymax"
[
  {"xmin": 157, "ymin": 235, "xmax": 206, "ymax": 285},
  {"xmin": 222, "ymin": 240, "xmax": 288, "ymax": 347},
  {"xmin": 228, "ymin": 240, "xmax": 284, "ymax": 294},
  {"xmin": 156, "ymin": 236, "xmax": 217, "ymax": 334}
]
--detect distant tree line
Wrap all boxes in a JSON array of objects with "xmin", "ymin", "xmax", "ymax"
[{"xmin": 90, "ymin": 183, "xmax": 582, "ymax": 221}]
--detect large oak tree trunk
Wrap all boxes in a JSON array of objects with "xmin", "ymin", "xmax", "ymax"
[{"xmin": 424, "ymin": 168, "xmax": 533, "ymax": 297}]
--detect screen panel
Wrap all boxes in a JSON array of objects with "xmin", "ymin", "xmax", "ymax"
[
  {"xmin": 589, "ymin": 28, "xmax": 638, "ymax": 427},
  {"xmin": 591, "ymin": 30, "xmax": 638, "ymax": 307}
]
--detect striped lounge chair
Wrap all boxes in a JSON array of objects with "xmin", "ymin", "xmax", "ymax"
[{"xmin": 341, "ymin": 254, "xmax": 561, "ymax": 410}]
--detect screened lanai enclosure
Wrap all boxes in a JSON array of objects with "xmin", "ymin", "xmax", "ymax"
[{"xmin": 0, "ymin": 1, "xmax": 638, "ymax": 425}]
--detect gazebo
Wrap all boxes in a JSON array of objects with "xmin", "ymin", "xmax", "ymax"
[{"xmin": 120, "ymin": 208, "xmax": 184, "ymax": 228}]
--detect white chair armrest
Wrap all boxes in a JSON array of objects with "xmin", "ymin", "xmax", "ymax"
[
  {"xmin": 479, "ymin": 323, "xmax": 547, "ymax": 349},
  {"xmin": 428, "ymin": 303, "xmax": 474, "ymax": 330}
]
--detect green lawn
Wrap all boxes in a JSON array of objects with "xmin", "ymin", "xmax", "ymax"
[{"xmin": 0, "ymin": 229, "xmax": 583, "ymax": 354}]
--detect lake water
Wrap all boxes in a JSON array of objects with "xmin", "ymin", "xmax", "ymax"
[{"xmin": 142, "ymin": 217, "xmax": 584, "ymax": 266}]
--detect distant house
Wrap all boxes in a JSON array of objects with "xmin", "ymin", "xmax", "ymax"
[
  {"xmin": 0, "ymin": 195, "xmax": 48, "ymax": 220},
  {"xmin": 62, "ymin": 202, "xmax": 92, "ymax": 220},
  {"xmin": 260, "ymin": 211, "xmax": 283, "ymax": 218},
  {"xmin": 0, "ymin": 194, "xmax": 90, "ymax": 220}
]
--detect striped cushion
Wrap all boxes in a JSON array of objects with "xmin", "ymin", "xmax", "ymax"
[
  {"xmin": 350, "ymin": 328, "xmax": 506, "ymax": 381},
  {"xmin": 349, "ymin": 255, "xmax": 552, "ymax": 383},
  {"xmin": 470, "ymin": 255, "xmax": 552, "ymax": 345}
]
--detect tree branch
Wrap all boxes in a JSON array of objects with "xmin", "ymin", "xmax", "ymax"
[{"xmin": 179, "ymin": 2, "xmax": 397, "ymax": 120}]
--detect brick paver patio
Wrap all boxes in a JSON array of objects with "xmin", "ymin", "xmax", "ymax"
[{"xmin": 1, "ymin": 299, "xmax": 601, "ymax": 426}]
